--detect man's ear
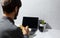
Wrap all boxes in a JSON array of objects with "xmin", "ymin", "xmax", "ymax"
[{"xmin": 15, "ymin": 6, "xmax": 18, "ymax": 13}]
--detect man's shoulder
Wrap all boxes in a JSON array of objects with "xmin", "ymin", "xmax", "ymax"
[
  {"xmin": 0, "ymin": 17, "xmax": 24, "ymax": 38},
  {"xmin": 0, "ymin": 17, "xmax": 9, "ymax": 24},
  {"xmin": 0, "ymin": 17, "xmax": 17, "ymax": 31}
]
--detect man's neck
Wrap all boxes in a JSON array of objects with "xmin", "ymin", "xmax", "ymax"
[
  {"xmin": 3, "ymin": 14, "xmax": 14, "ymax": 20},
  {"xmin": 3, "ymin": 14, "xmax": 15, "ymax": 24}
]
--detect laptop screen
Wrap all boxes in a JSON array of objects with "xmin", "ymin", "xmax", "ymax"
[{"xmin": 22, "ymin": 17, "xmax": 39, "ymax": 28}]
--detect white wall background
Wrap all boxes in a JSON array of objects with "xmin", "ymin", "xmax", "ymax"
[{"xmin": 0, "ymin": 0, "xmax": 60, "ymax": 30}]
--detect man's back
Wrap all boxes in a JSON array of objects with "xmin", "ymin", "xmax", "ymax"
[{"xmin": 0, "ymin": 17, "xmax": 23, "ymax": 38}]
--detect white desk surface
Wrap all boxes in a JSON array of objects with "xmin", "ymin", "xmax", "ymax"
[{"xmin": 29, "ymin": 29, "xmax": 60, "ymax": 38}]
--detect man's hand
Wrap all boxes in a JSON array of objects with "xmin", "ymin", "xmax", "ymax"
[{"xmin": 20, "ymin": 25, "xmax": 29, "ymax": 35}]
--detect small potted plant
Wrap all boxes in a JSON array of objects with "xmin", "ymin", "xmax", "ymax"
[{"xmin": 39, "ymin": 20, "xmax": 46, "ymax": 32}]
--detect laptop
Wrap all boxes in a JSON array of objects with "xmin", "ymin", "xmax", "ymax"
[{"xmin": 22, "ymin": 17, "xmax": 39, "ymax": 35}]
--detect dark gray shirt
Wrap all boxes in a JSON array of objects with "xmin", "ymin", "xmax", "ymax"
[{"xmin": 0, "ymin": 16, "xmax": 28, "ymax": 38}]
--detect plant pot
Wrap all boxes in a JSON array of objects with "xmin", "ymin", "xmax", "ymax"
[{"xmin": 39, "ymin": 24, "xmax": 46, "ymax": 32}]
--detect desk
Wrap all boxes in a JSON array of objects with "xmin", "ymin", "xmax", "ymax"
[{"xmin": 29, "ymin": 29, "xmax": 60, "ymax": 38}]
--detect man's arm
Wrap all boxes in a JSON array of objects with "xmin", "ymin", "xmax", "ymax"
[
  {"xmin": 2, "ymin": 27, "xmax": 29, "ymax": 38},
  {"xmin": 16, "ymin": 27, "xmax": 24, "ymax": 38},
  {"xmin": 18, "ymin": 27, "xmax": 29, "ymax": 38},
  {"xmin": 2, "ymin": 27, "xmax": 24, "ymax": 38},
  {"xmin": 19, "ymin": 26, "xmax": 29, "ymax": 38}
]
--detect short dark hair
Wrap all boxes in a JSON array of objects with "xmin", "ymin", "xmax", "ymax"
[{"xmin": 1, "ymin": 0, "xmax": 22, "ymax": 13}]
